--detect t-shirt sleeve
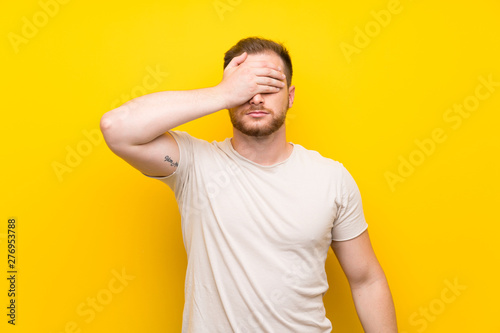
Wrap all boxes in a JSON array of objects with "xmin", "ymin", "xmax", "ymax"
[
  {"xmin": 141, "ymin": 130, "xmax": 194, "ymax": 193},
  {"xmin": 331, "ymin": 164, "xmax": 369, "ymax": 241}
]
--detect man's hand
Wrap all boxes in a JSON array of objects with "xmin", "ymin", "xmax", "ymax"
[
  {"xmin": 216, "ymin": 52, "xmax": 287, "ymax": 109},
  {"xmin": 331, "ymin": 231, "xmax": 398, "ymax": 332}
]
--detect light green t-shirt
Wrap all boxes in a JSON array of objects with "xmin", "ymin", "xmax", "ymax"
[{"xmin": 145, "ymin": 130, "xmax": 368, "ymax": 333}]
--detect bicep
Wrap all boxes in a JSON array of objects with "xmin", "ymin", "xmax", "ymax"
[
  {"xmin": 108, "ymin": 132, "xmax": 180, "ymax": 177},
  {"xmin": 331, "ymin": 230, "xmax": 385, "ymax": 288}
]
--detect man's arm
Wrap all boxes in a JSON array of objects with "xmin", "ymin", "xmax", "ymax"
[
  {"xmin": 331, "ymin": 230, "xmax": 398, "ymax": 332},
  {"xmin": 99, "ymin": 52, "xmax": 286, "ymax": 177}
]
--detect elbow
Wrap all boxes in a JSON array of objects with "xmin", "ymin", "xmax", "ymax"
[
  {"xmin": 350, "ymin": 267, "xmax": 388, "ymax": 291},
  {"xmin": 100, "ymin": 111, "xmax": 115, "ymax": 140},
  {"xmin": 100, "ymin": 112, "xmax": 113, "ymax": 135},
  {"xmin": 100, "ymin": 110, "xmax": 123, "ymax": 150}
]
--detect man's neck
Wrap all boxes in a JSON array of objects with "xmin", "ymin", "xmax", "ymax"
[{"xmin": 230, "ymin": 127, "xmax": 293, "ymax": 166}]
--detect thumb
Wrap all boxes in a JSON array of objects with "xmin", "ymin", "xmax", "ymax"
[{"xmin": 227, "ymin": 52, "xmax": 247, "ymax": 69}]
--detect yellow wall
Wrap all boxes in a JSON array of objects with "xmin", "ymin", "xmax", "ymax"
[{"xmin": 2, "ymin": 0, "xmax": 499, "ymax": 332}]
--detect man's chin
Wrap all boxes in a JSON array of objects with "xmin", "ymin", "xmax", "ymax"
[
  {"xmin": 230, "ymin": 110, "xmax": 287, "ymax": 137},
  {"xmin": 235, "ymin": 121, "xmax": 285, "ymax": 137}
]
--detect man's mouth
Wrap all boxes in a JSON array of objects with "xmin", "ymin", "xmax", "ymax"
[{"xmin": 247, "ymin": 110, "xmax": 269, "ymax": 118}]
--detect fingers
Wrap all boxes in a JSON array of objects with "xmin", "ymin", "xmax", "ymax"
[
  {"xmin": 245, "ymin": 60, "xmax": 282, "ymax": 72},
  {"xmin": 247, "ymin": 62, "xmax": 286, "ymax": 87},
  {"xmin": 256, "ymin": 85, "xmax": 283, "ymax": 94},
  {"xmin": 251, "ymin": 66, "xmax": 286, "ymax": 93},
  {"xmin": 253, "ymin": 67, "xmax": 286, "ymax": 81},
  {"xmin": 223, "ymin": 55, "xmax": 287, "ymax": 98},
  {"xmin": 227, "ymin": 52, "xmax": 248, "ymax": 69},
  {"xmin": 255, "ymin": 76, "xmax": 286, "ymax": 90}
]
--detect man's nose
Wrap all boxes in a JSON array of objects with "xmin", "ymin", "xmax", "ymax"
[{"xmin": 249, "ymin": 94, "xmax": 264, "ymax": 105}]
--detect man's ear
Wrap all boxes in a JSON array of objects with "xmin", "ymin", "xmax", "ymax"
[{"xmin": 288, "ymin": 85, "xmax": 295, "ymax": 108}]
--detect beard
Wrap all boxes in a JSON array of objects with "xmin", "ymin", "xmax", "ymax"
[{"xmin": 229, "ymin": 105, "xmax": 288, "ymax": 137}]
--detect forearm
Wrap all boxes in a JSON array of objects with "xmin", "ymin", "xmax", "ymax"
[
  {"xmin": 100, "ymin": 86, "xmax": 226, "ymax": 147},
  {"xmin": 351, "ymin": 275, "xmax": 397, "ymax": 333},
  {"xmin": 100, "ymin": 52, "xmax": 286, "ymax": 148}
]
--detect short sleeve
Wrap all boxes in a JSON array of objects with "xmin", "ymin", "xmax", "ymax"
[
  {"xmin": 331, "ymin": 164, "xmax": 368, "ymax": 241},
  {"xmin": 142, "ymin": 130, "xmax": 194, "ymax": 193}
]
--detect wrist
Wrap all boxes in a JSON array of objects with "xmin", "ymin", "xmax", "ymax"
[{"xmin": 210, "ymin": 84, "xmax": 231, "ymax": 110}]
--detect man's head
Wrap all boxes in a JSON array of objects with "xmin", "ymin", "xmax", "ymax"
[
  {"xmin": 224, "ymin": 37, "xmax": 295, "ymax": 137},
  {"xmin": 224, "ymin": 37, "xmax": 293, "ymax": 88}
]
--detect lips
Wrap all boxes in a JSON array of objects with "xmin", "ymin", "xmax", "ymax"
[{"xmin": 247, "ymin": 110, "xmax": 270, "ymax": 117}]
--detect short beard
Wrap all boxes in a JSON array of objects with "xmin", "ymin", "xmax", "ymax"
[{"xmin": 229, "ymin": 107, "xmax": 288, "ymax": 137}]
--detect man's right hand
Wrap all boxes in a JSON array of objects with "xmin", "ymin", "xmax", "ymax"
[
  {"xmin": 216, "ymin": 52, "xmax": 287, "ymax": 109},
  {"xmin": 101, "ymin": 51, "xmax": 287, "ymax": 178}
]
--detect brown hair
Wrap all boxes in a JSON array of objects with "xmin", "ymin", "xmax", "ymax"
[{"xmin": 223, "ymin": 37, "xmax": 293, "ymax": 87}]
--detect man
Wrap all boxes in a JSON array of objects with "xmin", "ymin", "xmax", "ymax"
[{"xmin": 100, "ymin": 37, "xmax": 397, "ymax": 332}]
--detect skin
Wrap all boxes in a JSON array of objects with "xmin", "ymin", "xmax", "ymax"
[
  {"xmin": 100, "ymin": 49, "xmax": 398, "ymax": 332},
  {"xmin": 332, "ymin": 231, "xmax": 398, "ymax": 332},
  {"xmin": 225, "ymin": 52, "xmax": 296, "ymax": 165},
  {"xmin": 225, "ymin": 52, "xmax": 398, "ymax": 332}
]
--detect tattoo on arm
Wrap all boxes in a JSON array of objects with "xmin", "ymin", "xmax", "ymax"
[{"xmin": 164, "ymin": 155, "xmax": 179, "ymax": 167}]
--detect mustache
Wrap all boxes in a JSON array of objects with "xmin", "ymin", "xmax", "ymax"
[{"xmin": 246, "ymin": 106, "xmax": 273, "ymax": 113}]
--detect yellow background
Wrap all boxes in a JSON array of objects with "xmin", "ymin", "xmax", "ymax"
[{"xmin": 2, "ymin": 0, "xmax": 499, "ymax": 332}]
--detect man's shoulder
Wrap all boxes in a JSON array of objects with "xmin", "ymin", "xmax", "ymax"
[
  {"xmin": 168, "ymin": 130, "xmax": 202, "ymax": 142},
  {"xmin": 293, "ymin": 142, "xmax": 343, "ymax": 170},
  {"xmin": 169, "ymin": 130, "xmax": 224, "ymax": 148}
]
